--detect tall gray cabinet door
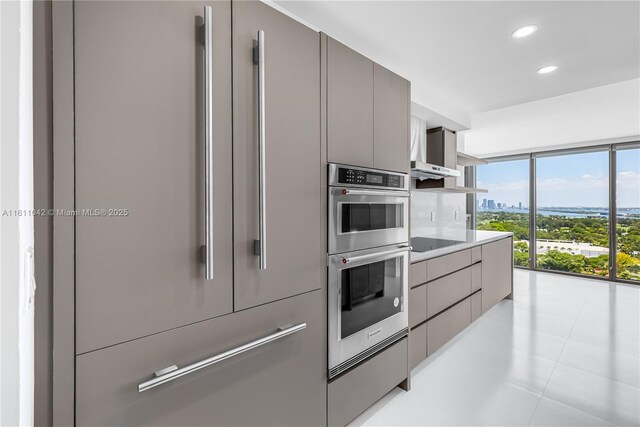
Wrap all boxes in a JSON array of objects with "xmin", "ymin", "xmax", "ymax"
[
  {"xmin": 373, "ymin": 63, "xmax": 410, "ymax": 173},
  {"xmin": 481, "ymin": 237, "xmax": 514, "ymax": 313},
  {"xmin": 75, "ymin": 1, "xmax": 233, "ymax": 354},
  {"xmin": 232, "ymin": 1, "xmax": 322, "ymax": 311},
  {"xmin": 326, "ymin": 37, "xmax": 374, "ymax": 167}
]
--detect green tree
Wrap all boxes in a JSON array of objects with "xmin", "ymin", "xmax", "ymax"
[{"xmin": 538, "ymin": 250, "xmax": 586, "ymax": 273}]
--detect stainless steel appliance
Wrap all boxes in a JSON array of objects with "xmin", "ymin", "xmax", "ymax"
[
  {"xmin": 327, "ymin": 164, "xmax": 410, "ymax": 378},
  {"xmin": 328, "ymin": 163, "xmax": 410, "ymax": 254},
  {"xmin": 411, "ymin": 237, "xmax": 464, "ymax": 252}
]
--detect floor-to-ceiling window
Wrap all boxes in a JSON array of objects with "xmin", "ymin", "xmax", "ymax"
[
  {"xmin": 535, "ymin": 150, "xmax": 610, "ymax": 277},
  {"xmin": 615, "ymin": 146, "xmax": 640, "ymax": 282},
  {"xmin": 474, "ymin": 143, "xmax": 640, "ymax": 284},
  {"xmin": 476, "ymin": 158, "xmax": 530, "ymax": 267}
]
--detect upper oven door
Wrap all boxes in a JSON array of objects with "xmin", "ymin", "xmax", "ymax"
[{"xmin": 329, "ymin": 188, "xmax": 410, "ymax": 254}]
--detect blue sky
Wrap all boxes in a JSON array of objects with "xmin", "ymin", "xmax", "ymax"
[{"xmin": 476, "ymin": 149, "xmax": 640, "ymax": 208}]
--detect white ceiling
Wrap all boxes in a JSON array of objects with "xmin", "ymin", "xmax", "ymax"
[{"xmin": 273, "ymin": 0, "xmax": 640, "ymax": 127}]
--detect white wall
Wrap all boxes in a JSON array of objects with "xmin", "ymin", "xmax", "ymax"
[
  {"xmin": 1, "ymin": 1, "xmax": 35, "ymax": 425},
  {"xmin": 462, "ymin": 78, "xmax": 640, "ymax": 157}
]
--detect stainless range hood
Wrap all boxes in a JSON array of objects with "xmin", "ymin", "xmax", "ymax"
[
  {"xmin": 410, "ymin": 161, "xmax": 460, "ymax": 180},
  {"xmin": 410, "ymin": 119, "xmax": 460, "ymax": 181}
]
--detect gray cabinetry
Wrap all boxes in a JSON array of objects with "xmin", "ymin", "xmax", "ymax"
[
  {"xmin": 373, "ymin": 63, "xmax": 410, "ymax": 173},
  {"xmin": 326, "ymin": 38, "xmax": 410, "ymax": 172},
  {"xmin": 74, "ymin": 0, "xmax": 233, "ymax": 354},
  {"xmin": 328, "ymin": 338, "xmax": 408, "ymax": 427},
  {"xmin": 426, "ymin": 267, "xmax": 472, "ymax": 318},
  {"xmin": 232, "ymin": 1, "xmax": 322, "ymax": 310},
  {"xmin": 409, "ymin": 323, "xmax": 427, "ymax": 370},
  {"xmin": 481, "ymin": 237, "xmax": 514, "ymax": 313},
  {"xmin": 71, "ymin": 2, "xmax": 326, "ymax": 425},
  {"xmin": 76, "ymin": 291, "xmax": 325, "ymax": 427},
  {"xmin": 326, "ymin": 37, "xmax": 374, "ymax": 167},
  {"xmin": 408, "ymin": 237, "xmax": 511, "ymax": 369},
  {"xmin": 427, "ymin": 296, "xmax": 471, "ymax": 356}
]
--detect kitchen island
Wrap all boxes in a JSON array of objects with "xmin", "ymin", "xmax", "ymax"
[
  {"xmin": 408, "ymin": 230, "xmax": 514, "ymax": 369},
  {"xmin": 410, "ymin": 230, "xmax": 513, "ymax": 263}
]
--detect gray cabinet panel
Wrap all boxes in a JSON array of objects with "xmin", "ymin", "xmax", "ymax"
[
  {"xmin": 327, "ymin": 37, "xmax": 374, "ymax": 167},
  {"xmin": 373, "ymin": 63, "xmax": 409, "ymax": 173},
  {"xmin": 410, "ymin": 261, "xmax": 427, "ymax": 288},
  {"xmin": 426, "ymin": 249, "xmax": 472, "ymax": 281},
  {"xmin": 426, "ymin": 267, "xmax": 472, "ymax": 318},
  {"xmin": 76, "ymin": 290, "xmax": 326, "ymax": 427},
  {"xmin": 409, "ymin": 285, "xmax": 427, "ymax": 328},
  {"xmin": 481, "ymin": 237, "xmax": 513, "ymax": 313},
  {"xmin": 471, "ymin": 291, "xmax": 482, "ymax": 322},
  {"xmin": 471, "ymin": 246, "xmax": 482, "ymax": 264},
  {"xmin": 409, "ymin": 323, "xmax": 427, "ymax": 370},
  {"xmin": 328, "ymin": 338, "xmax": 407, "ymax": 427},
  {"xmin": 471, "ymin": 262, "xmax": 482, "ymax": 292},
  {"xmin": 75, "ymin": 0, "xmax": 233, "ymax": 353},
  {"xmin": 232, "ymin": 1, "xmax": 322, "ymax": 310},
  {"xmin": 427, "ymin": 297, "xmax": 471, "ymax": 356}
]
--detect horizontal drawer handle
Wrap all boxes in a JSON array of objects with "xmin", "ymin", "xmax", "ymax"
[
  {"xmin": 341, "ymin": 188, "xmax": 411, "ymax": 198},
  {"xmin": 138, "ymin": 322, "xmax": 307, "ymax": 392},
  {"xmin": 341, "ymin": 246, "xmax": 411, "ymax": 265}
]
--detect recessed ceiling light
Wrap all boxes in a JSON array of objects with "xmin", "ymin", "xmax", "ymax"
[
  {"xmin": 512, "ymin": 25, "xmax": 538, "ymax": 39},
  {"xmin": 537, "ymin": 65, "xmax": 558, "ymax": 74}
]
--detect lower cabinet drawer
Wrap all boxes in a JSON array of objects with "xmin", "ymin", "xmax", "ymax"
[
  {"xmin": 471, "ymin": 262, "xmax": 482, "ymax": 292},
  {"xmin": 426, "ymin": 267, "xmax": 472, "ymax": 318},
  {"xmin": 328, "ymin": 338, "xmax": 408, "ymax": 427},
  {"xmin": 409, "ymin": 323, "xmax": 427, "ymax": 370},
  {"xmin": 75, "ymin": 290, "xmax": 325, "ymax": 427},
  {"xmin": 427, "ymin": 297, "xmax": 471, "ymax": 356},
  {"xmin": 426, "ymin": 249, "xmax": 472, "ymax": 281},
  {"xmin": 471, "ymin": 291, "xmax": 482, "ymax": 322},
  {"xmin": 409, "ymin": 285, "xmax": 427, "ymax": 328}
]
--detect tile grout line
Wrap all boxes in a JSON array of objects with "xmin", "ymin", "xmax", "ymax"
[{"xmin": 526, "ymin": 281, "xmax": 595, "ymax": 426}]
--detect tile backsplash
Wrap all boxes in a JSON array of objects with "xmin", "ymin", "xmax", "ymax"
[{"xmin": 410, "ymin": 184, "xmax": 468, "ymax": 237}]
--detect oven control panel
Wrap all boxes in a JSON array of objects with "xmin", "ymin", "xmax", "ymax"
[{"xmin": 337, "ymin": 166, "xmax": 405, "ymax": 189}]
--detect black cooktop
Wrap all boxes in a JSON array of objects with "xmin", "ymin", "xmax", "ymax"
[{"xmin": 411, "ymin": 237, "xmax": 465, "ymax": 252}]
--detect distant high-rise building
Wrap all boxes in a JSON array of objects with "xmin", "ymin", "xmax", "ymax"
[
  {"xmin": 482, "ymin": 199, "xmax": 487, "ymax": 209},
  {"xmin": 519, "ymin": 202, "xmax": 522, "ymax": 209},
  {"xmin": 488, "ymin": 200, "xmax": 496, "ymax": 210}
]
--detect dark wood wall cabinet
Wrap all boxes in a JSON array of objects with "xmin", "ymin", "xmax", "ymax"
[
  {"xmin": 68, "ymin": 1, "xmax": 325, "ymax": 425},
  {"xmin": 325, "ymin": 37, "xmax": 410, "ymax": 173},
  {"xmin": 408, "ymin": 236, "xmax": 513, "ymax": 370}
]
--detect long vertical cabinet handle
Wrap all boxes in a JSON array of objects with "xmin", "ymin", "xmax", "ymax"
[
  {"xmin": 254, "ymin": 30, "xmax": 267, "ymax": 270},
  {"xmin": 204, "ymin": 5, "xmax": 215, "ymax": 280}
]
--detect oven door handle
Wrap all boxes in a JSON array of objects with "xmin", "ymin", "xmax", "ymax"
[
  {"xmin": 340, "ymin": 189, "xmax": 411, "ymax": 198},
  {"xmin": 341, "ymin": 246, "xmax": 411, "ymax": 265}
]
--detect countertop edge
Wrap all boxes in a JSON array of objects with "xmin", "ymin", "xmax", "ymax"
[{"xmin": 410, "ymin": 233, "xmax": 513, "ymax": 264}]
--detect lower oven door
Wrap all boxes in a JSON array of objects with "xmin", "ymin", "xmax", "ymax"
[
  {"xmin": 329, "ymin": 187, "xmax": 410, "ymax": 254},
  {"xmin": 328, "ymin": 244, "xmax": 410, "ymax": 378}
]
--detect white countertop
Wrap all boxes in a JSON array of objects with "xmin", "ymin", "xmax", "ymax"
[{"xmin": 410, "ymin": 230, "xmax": 512, "ymax": 263}]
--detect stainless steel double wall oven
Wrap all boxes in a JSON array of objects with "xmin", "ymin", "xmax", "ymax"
[{"xmin": 328, "ymin": 164, "xmax": 410, "ymax": 378}]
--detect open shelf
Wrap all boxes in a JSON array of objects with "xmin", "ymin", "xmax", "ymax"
[{"xmin": 457, "ymin": 152, "xmax": 488, "ymax": 167}]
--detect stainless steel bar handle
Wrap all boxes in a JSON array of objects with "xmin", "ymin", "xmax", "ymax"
[
  {"xmin": 138, "ymin": 323, "xmax": 306, "ymax": 393},
  {"xmin": 341, "ymin": 188, "xmax": 411, "ymax": 198},
  {"xmin": 341, "ymin": 246, "xmax": 411, "ymax": 265},
  {"xmin": 256, "ymin": 29, "xmax": 267, "ymax": 270},
  {"xmin": 204, "ymin": 5, "xmax": 214, "ymax": 280}
]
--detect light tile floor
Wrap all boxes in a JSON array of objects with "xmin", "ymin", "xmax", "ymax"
[{"xmin": 350, "ymin": 270, "xmax": 640, "ymax": 426}]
